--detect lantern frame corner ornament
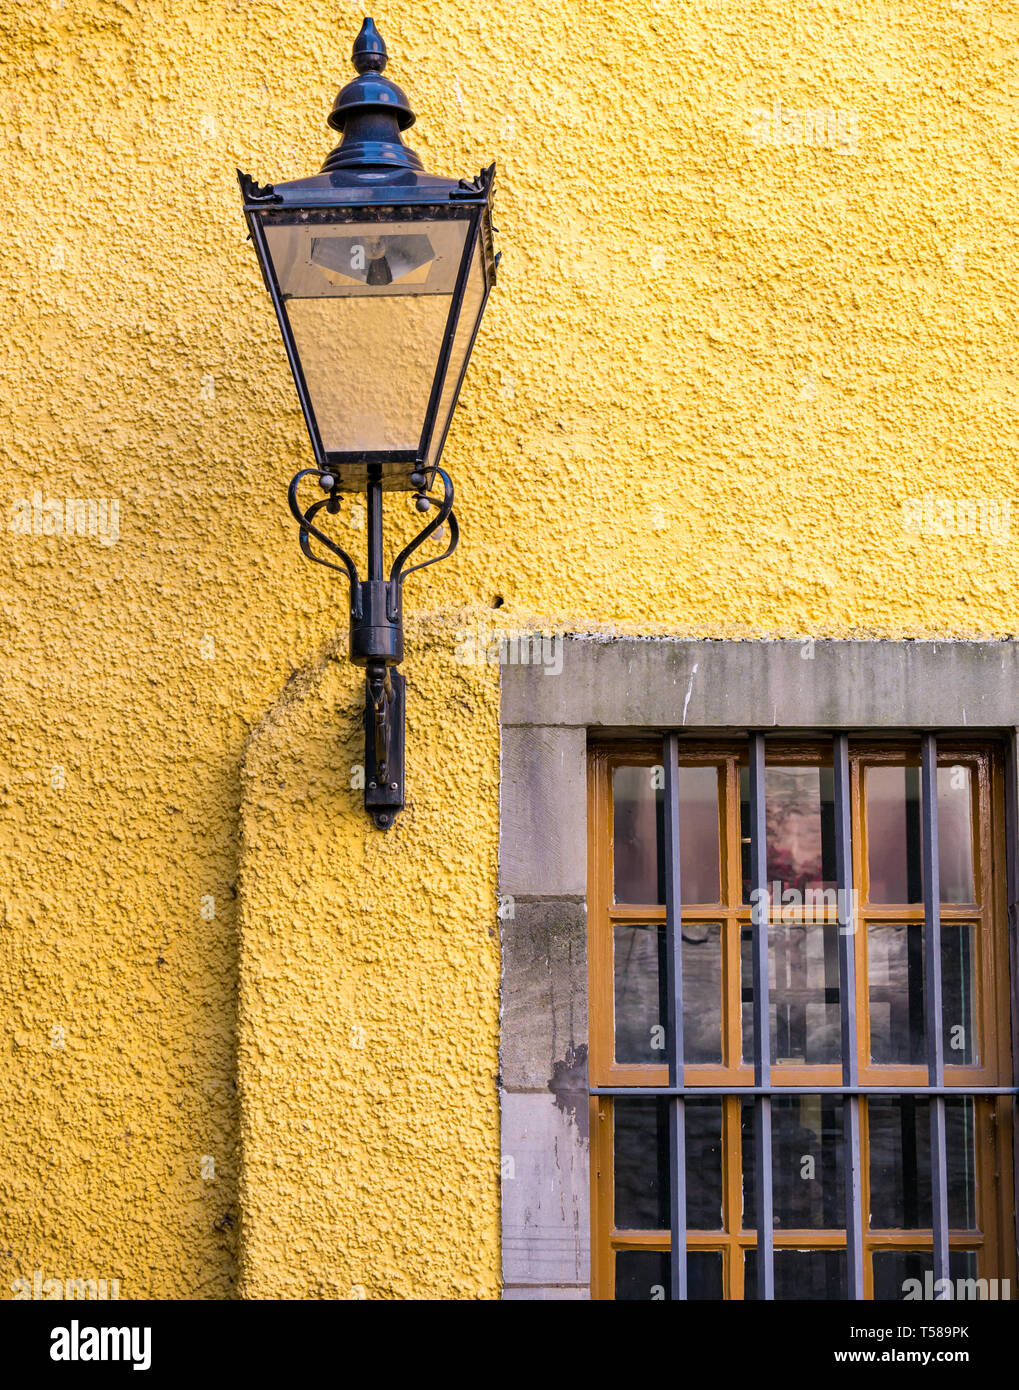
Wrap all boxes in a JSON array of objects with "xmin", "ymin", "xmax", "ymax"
[{"xmin": 237, "ymin": 16, "xmax": 498, "ymax": 828}]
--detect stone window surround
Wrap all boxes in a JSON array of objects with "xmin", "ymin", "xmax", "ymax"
[{"xmin": 498, "ymin": 638, "xmax": 1019, "ymax": 1301}]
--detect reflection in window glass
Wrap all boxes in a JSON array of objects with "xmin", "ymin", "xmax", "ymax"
[
  {"xmin": 614, "ymin": 1250, "xmax": 724, "ymax": 1300},
  {"xmin": 741, "ymin": 924, "xmax": 841, "ymax": 1065},
  {"xmin": 743, "ymin": 1097, "xmax": 844, "ymax": 1229},
  {"xmin": 740, "ymin": 765, "xmax": 836, "ymax": 902},
  {"xmin": 613, "ymin": 767, "xmax": 664, "ymax": 905},
  {"xmin": 867, "ymin": 922, "xmax": 977, "ymax": 1065},
  {"xmin": 866, "ymin": 765, "xmax": 922, "ymax": 903},
  {"xmin": 868, "ymin": 1098, "xmax": 976, "ymax": 1229},
  {"xmin": 614, "ymin": 924, "xmax": 667, "ymax": 1067},
  {"xmin": 744, "ymin": 1249, "xmax": 846, "ymax": 1300},
  {"xmin": 866, "ymin": 764, "xmax": 975, "ymax": 904},
  {"xmin": 614, "ymin": 922, "xmax": 722, "ymax": 1065},
  {"xmin": 612, "ymin": 765, "xmax": 722, "ymax": 905},
  {"xmin": 677, "ymin": 766, "xmax": 721, "ymax": 903},
  {"xmin": 679, "ymin": 923, "xmax": 723, "ymax": 1064},
  {"xmin": 938, "ymin": 766, "xmax": 975, "ymax": 903},
  {"xmin": 872, "ymin": 1250, "xmax": 978, "ymax": 1301}
]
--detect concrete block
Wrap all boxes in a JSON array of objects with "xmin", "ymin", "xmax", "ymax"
[
  {"xmin": 500, "ymin": 899, "xmax": 587, "ymax": 1090},
  {"xmin": 501, "ymin": 1090, "xmax": 590, "ymax": 1289},
  {"xmin": 499, "ymin": 725, "xmax": 587, "ymax": 897}
]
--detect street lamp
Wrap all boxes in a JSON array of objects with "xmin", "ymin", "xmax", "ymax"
[{"xmin": 237, "ymin": 16, "xmax": 498, "ymax": 829}]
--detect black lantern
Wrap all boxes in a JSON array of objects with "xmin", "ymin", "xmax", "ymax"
[{"xmin": 238, "ymin": 17, "xmax": 498, "ymax": 828}]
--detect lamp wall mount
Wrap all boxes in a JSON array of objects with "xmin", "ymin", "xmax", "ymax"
[{"xmin": 288, "ymin": 462, "xmax": 459, "ymax": 828}]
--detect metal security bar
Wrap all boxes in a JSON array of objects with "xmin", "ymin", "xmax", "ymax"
[
  {"xmin": 920, "ymin": 734, "xmax": 950, "ymax": 1288},
  {"xmin": 662, "ymin": 733, "xmax": 687, "ymax": 1300},
  {"xmin": 593, "ymin": 731, "xmax": 1019, "ymax": 1301},
  {"xmin": 1005, "ymin": 731, "xmax": 1019, "ymax": 1259},
  {"xmin": 748, "ymin": 733, "xmax": 773, "ymax": 1299},
  {"xmin": 833, "ymin": 733, "xmax": 865, "ymax": 1299}
]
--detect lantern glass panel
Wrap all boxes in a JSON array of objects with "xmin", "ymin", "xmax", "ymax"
[
  {"xmin": 263, "ymin": 213, "xmax": 471, "ymax": 455},
  {"xmin": 426, "ymin": 232, "xmax": 488, "ymax": 464}
]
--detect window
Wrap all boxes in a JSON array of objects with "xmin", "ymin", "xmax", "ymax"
[{"xmin": 589, "ymin": 736, "xmax": 1016, "ymax": 1300}]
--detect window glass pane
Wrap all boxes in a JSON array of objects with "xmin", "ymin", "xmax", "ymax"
[
  {"xmin": 614, "ymin": 924, "xmax": 666, "ymax": 1066},
  {"xmin": 745, "ymin": 1249, "xmax": 846, "ymax": 1300},
  {"xmin": 613, "ymin": 765, "xmax": 721, "ymax": 905},
  {"xmin": 866, "ymin": 766, "xmax": 923, "ymax": 903},
  {"xmin": 614, "ymin": 1250, "xmax": 724, "ymax": 1300},
  {"xmin": 686, "ymin": 1101, "xmax": 724, "ymax": 1230},
  {"xmin": 867, "ymin": 922, "xmax": 978, "ymax": 1066},
  {"xmin": 938, "ymin": 766, "xmax": 975, "ymax": 903},
  {"xmin": 613, "ymin": 1100, "xmax": 723, "ymax": 1232},
  {"xmin": 740, "ymin": 765, "xmax": 836, "ymax": 903},
  {"xmin": 741, "ymin": 923, "xmax": 842, "ymax": 1065},
  {"xmin": 872, "ymin": 1250, "xmax": 979, "ymax": 1301},
  {"xmin": 614, "ymin": 1099, "xmax": 669, "ymax": 1230},
  {"xmin": 743, "ymin": 1096, "xmax": 845, "ymax": 1230},
  {"xmin": 614, "ymin": 922, "xmax": 722, "ymax": 1065},
  {"xmin": 867, "ymin": 922, "xmax": 924, "ymax": 1064},
  {"xmin": 677, "ymin": 766, "xmax": 720, "ymax": 903},
  {"xmin": 688, "ymin": 1251, "xmax": 724, "ymax": 1300},
  {"xmin": 613, "ymin": 767, "xmax": 664, "ymax": 905},
  {"xmin": 868, "ymin": 1098, "xmax": 977, "ymax": 1229},
  {"xmin": 614, "ymin": 1250, "xmax": 669, "ymax": 1300},
  {"xmin": 866, "ymin": 764, "xmax": 975, "ymax": 904},
  {"xmin": 681, "ymin": 923, "xmax": 723, "ymax": 1064},
  {"xmin": 942, "ymin": 923, "xmax": 978, "ymax": 1064}
]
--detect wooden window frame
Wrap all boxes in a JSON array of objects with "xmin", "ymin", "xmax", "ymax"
[{"xmin": 589, "ymin": 735, "xmax": 1016, "ymax": 1301}]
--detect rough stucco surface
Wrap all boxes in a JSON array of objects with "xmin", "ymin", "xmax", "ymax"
[
  {"xmin": 237, "ymin": 629, "xmax": 500, "ymax": 1298},
  {"xmin": 1, "ymin": 0, "xmax": 1017, "ymax": 1298}
]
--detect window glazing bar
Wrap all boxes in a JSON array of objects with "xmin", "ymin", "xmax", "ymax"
[
  {"xmin": 662, "ymin": 732, "xmax": 687, "ymax": 1300},
  {"xmin": 921, "ymin": 732, "xmax": 950, "ymax": 1287},
  {"xmin": 833, "ymin": 733, "xmax": 865, "ymax": 1300},
  {"xmin": 749, "ymin": 732, "xmax": 773, "ymax": 1299}
]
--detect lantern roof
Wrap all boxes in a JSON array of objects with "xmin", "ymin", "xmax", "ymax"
[{"xmin": 238, "ymin": 18, "xmax": 496, "ymax": 209}]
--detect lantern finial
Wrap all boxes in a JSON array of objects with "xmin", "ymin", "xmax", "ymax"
[
  {"xmin": 352, "ymin": 18, "xmax": 388, "ymax": 74},
  {"xmin": 324, "ymin": 15, "xmax": 418, "ymax": 170}
]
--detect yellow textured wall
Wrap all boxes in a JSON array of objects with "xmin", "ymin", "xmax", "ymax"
[{"xmin": 2, "ymin": 0, "xmax": 1017, "ymax": 1298}]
